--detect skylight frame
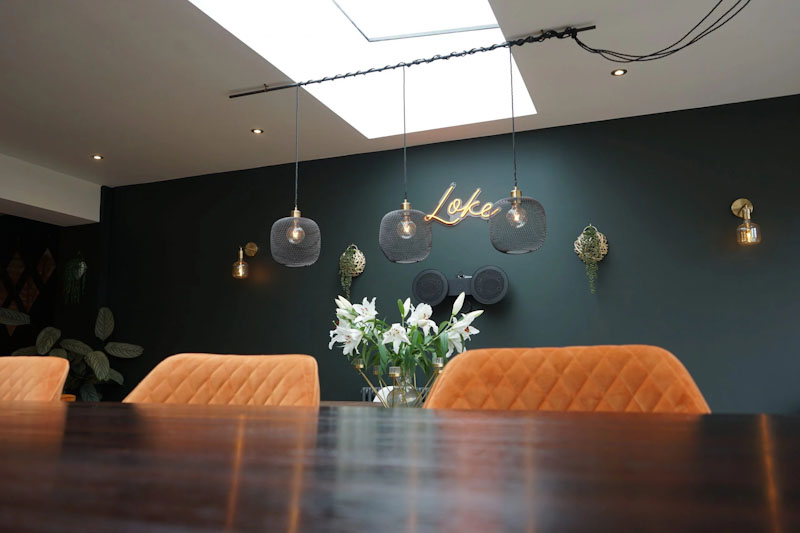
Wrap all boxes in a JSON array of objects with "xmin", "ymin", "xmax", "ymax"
[{"xmin": 188, "ymin": 0, "xmax": 536, "ymax": 139}]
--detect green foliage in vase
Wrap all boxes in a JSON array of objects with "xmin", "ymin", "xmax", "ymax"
[
  {"xmin": 7, "ymin": 307, "xmax": 143, "ymax": 401},
  {"xmin": 329, "ymin": 293, "xmax": 482, "ymax": 406}
]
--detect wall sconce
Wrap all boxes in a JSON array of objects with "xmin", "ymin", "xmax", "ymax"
[
  {"xmin": 731, "ymin": 198, "xmax": 761, "ymax": 246},
  {"xmin": 232, "ymin": 242, "xmax": 259, "ymax": 279}
]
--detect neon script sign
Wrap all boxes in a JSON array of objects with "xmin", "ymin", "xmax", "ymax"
[{"xmin": 425, "ymin": 183, "xmax": 501, "ymax": 226}]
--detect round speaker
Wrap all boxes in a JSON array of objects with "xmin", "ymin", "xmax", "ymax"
[
  {"xmin": 412, "ymin": 270, "xmax": 448, "ymax": 307},
  {"xmin": 470, "ymin": 266, "xmax": 508, "ymax": 305}
]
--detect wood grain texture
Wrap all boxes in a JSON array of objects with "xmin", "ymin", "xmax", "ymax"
[{"xmin": 0, "ymin": 402, "xmax": 797, "ymax": 532}]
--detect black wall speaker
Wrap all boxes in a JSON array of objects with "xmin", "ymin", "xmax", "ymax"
[
  {"xmin": 412, "ymin": 266, "xmax": 508, "ymax": 306},
  {"xmin": 411, "ymin": 270, "xmax": 449, "ymax": 307}
]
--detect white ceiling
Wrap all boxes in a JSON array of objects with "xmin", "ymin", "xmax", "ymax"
[{"xmin": 0, "ymin": 0, "xmax": 798, "ymax": 187}]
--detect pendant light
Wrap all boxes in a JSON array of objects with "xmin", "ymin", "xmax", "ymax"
[
  {"xmin": 270, "ymin": 86, "xmax": 321, "ymax": 267},
  {"xmin": 378, "ymin": 66, "xmax": 432, "ymax": 264},
  {"xmin": 488, "ymin": 48, "xmax": 546, "ymax": 254}
]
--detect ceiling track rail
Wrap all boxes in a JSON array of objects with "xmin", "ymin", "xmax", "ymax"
[{"xmin": 228, "ymin": 25, "xmax": 596, "ymax": 99}]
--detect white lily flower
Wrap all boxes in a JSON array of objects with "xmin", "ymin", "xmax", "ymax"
[
  {"xmin": 452, "ymin": 292, "xmax": 465, "ymax": 316},
  {"xmin": 446, "ymin": 310, "xmax": 482, "ymax": 357},
  {"xmin": 328, "ymin": 323, "xmax": 364, "ymax": 355},
  {"xmin": 382, "ymin": 323, "xmax": 410, "ymax": 353},
  {"xmin": 446, "ymin": 330, "xmax": 464, "ymax": 357},
  {"xmin": 335, "ymin": 295, "xmax": 353, "ymax": 311},
  {"xmin": 353, "ymin": 297, "xmax": 377, "ymax": 323},
  {"xmin": 407, "ymin": 303, "xmax": 437, "ymax": 336},
  {"xmin": 402, "ymin": 298, "xmax": 412, "ymax": 318}
]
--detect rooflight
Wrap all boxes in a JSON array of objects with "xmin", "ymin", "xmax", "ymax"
[
  {"xmin": 333, "ymin": 0, "xmax": 498, "ymax": 41},
  {"xmin": 188, "ymin": 0, "xmax": 536, "ymax": 139}
]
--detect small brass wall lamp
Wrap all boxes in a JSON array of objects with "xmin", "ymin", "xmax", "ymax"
[
  {"xmin": 232, "ymin": 242, "xmax": 259, "ymax": 279},
  {"xmin": 731, "ymin": 198, "xmax": 761, "ymax": 246}
]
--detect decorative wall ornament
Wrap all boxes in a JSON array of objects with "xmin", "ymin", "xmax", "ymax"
[
  {"xmin": 489, "ymin": 48, "xmax": 547, "ymax": 254},
  {"xmin": 425, "ymin": 183, "xmax": 500, "ymax": 226},
  {"xmin": 574, "ymin": 224, "xmax": 608, "ymax": 294},
  {"xmin": 63, "ymin": 253, "xmax": 87, "ymax": 304},
  {"xmin": 338, "ymin": 244, "xmax": 365, "ymax": 299}
]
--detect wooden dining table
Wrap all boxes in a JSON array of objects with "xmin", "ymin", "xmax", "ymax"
[{"xmin": 0, "ymin": 402, "xmax": 797, "ymax": 532}]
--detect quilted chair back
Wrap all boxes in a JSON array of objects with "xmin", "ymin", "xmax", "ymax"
[
  {"xmin": 123, "ymin": 353, "xmax": 320, "ymax": 407},
  {"xmin": 424, "ymin": 345, "xmax": 710, "ymax": 413},
  {"xmin": 0, "ymin": 356, "xmax": 69, "ymax": 402}
]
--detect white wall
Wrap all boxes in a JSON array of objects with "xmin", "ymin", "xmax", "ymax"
[{"xmin": 0, "ymin": 153, "xmax": 100, "ymax": 225}]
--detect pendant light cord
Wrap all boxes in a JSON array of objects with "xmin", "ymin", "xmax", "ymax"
[
  {"xmin": 509, "ymin": 48, "xmax": 517, "ymax": 189},
  {"xmin": 294, "ymin": 84, "xmax": 299, "ymax": 210},
  {"xmin": 402, "ymin": 66, "xmax": 408, "ymax": 201}
]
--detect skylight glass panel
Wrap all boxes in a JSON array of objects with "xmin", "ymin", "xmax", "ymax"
[
  {"xmin": 334, "ymin": 0, "xmax": 498, "ymax": 40},
  {"xmin": 188, "ymin": 0, "xmax": 536, "ymax": 139}
]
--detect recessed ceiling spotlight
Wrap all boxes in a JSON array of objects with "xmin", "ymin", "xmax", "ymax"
[
  {"xmin": 251, "ymin": 128, "xmax": 264, "ymax": 134},
  {"xmin": 92, "ymin": 154, "xmax": 103, "ymax": 160},
  {"xmin": 611, "ymin": 69, "xmax": 627, "ymax": 77}
]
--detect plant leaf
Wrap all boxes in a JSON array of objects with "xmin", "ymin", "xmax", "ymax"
[
  {"xmin": 36, "ymin": 326, "xmax": 62, "ymax": 355},
  {"xmin": 85, "ymin": 350, "xmax": 110, "ymax": 381},
  {"xmin": 11, "ymin": 346, "xmax": 38, "ymax": 356},
  {"xmin": 107, "ymin": 368, "xmax": 124, "ymax": 385},
  {"xmin": 79, "ymin": 382, "xmax": 101, "ymax": 402},
  {"xmin": 95, "ymin": 307, "xmax": 115, "ymax": 341},
  {"xmin": 49, "ymin": 348, "xmax": 68, "ymax": 359},
  {"xmin": 0, "ymin": 307, "xmax": 31, "ymax": 326},
  {"xmin": 377, "ymin": 342, "xmax": 389, "ymax": 376},
  {"xmin": 105, "ymin": 342, "xmax": 144, "ymax": 359},
  {"xmin": 438, "ymin": 334, "xmax": 449, "ymax": 359},
  {"xmin": 61, "ymin": 339, "xmax": 93, "ymax": 356}
]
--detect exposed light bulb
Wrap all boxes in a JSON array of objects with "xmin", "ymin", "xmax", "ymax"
[
  {"xmin": 736, "ymin": 220, "xmax": 761, "ymax": 246},
  {"xmin": 396, "ymin": 216, "xmax": 416, "ymax": 239},
  {"xmin": 232, "ymin": 247, "xmax": 249, "ymax": 279},
  {"xmin": 506, "ymin": 204, "xmax": 528, "ymax": 228},
  {"xmin": 286, "ymin": 220, "xmax": 305, "ymax": 244}
]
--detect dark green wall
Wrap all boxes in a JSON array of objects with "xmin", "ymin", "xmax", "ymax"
[{"xmin": 104, "ymin": 95, "xmax": 800, "ymax": 413}]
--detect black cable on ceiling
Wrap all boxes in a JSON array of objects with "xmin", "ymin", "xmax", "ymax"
[{"xmin": 572, "ymin": 0, "xmax": 752, "ymax": 63}]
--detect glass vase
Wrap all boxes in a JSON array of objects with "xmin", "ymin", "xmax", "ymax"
[{"xmin": 386, "ymin": 367, "xmax": 420, "ymax": 407}]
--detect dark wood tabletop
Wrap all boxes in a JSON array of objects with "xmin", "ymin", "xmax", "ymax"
[{"xmin": 0, "ymin": 402, "xmax": 797, "ymax": 532}]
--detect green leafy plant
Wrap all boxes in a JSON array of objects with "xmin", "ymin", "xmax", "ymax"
[
  {"xmin": 338, "ymin": 244, "xmax": 365, "ymax": 299},
  {"xmin": 8, "ymin": 307, "xmax": 143, "ymax": 401},
  {"xmin": 0, "ymin": 307, "xmax": 31, "ymax": 326}
]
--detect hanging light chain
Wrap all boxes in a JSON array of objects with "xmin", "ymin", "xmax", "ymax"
[
  {"xmin": 294, "ymin": 84, "xmax": 299, "ymax": 210},
  {"xmin": 509, "ymin": 48, "xmax": 517, "ymax": 189},
  {"xmin": 402, "ymin": 66, "xmax": 408, "ymax": 202}
]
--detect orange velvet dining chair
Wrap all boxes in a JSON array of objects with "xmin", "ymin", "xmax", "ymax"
[
  {"xmin": 0, "ymin": 356, "xmax": 69, "ymax": 402},
  {"xmin": 424, "ymin": 345, "xmax": 710, "ymax": 413},
  {"xmin": 123, "ymin": 353, "xmax": 320, "ymax": 407}
]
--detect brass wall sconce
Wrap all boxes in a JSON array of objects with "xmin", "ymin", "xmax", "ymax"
[
  {"xmin": 232, "ymin": 242, "xmax": 259, "ymax": 279},
  {"xmin": 731, "ymin": 198, "xmax": 761, "ymax": 246}
]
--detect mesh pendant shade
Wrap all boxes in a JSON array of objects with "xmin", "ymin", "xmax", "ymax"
[
  {"xmin": 379, "ymin": 208, "xmax": 432, "ymax": 264},
  {"xmin": 489, "ymin": 196, "xmax": 546, "ymax": 254},
  {"xmin": 270, "ymin": 215, "xmax": 321, "ymax": 267}
]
